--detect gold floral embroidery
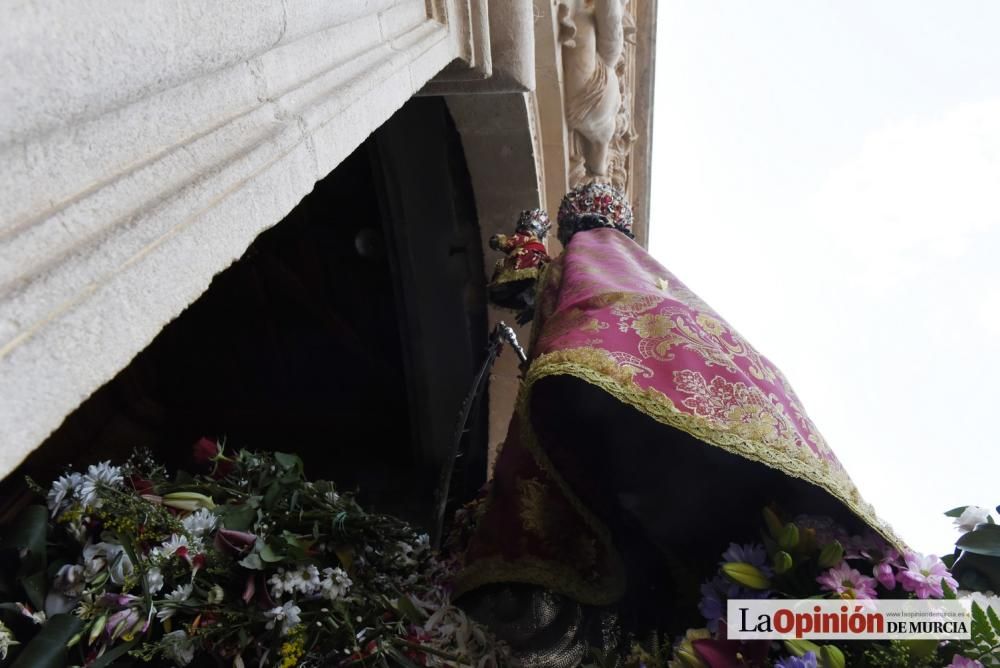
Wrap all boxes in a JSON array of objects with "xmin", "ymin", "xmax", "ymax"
[
  {"xmin": 630, "ymin": 313, "xmax": 674, "ymax": 339},
  {"xmin": 611, "ymin": 303, "xmax": 779, "ymax": 384},
  {"xmin": 523, "ymin": 347, "xmax": 904, "ymax": 552},
  {"xmin": 489, "ymin": 265, "xmax": 541, "ymax": 285},
  {"xmin": 608, "ymin": 293, "xmax": 663, "ymax": 319},
  {"xmin": 535, "ymin": 307, "xmax": 610, "ymax": 350},
  {"xmin": 517, "ymin": 477, "xmax": 549, "ymax": 536},
  {"xmin": 672, "ymin": 369, "xmax": 800, "ymax": 451},
  {"xmin": 580, "ymin": 319, "xmax": 609, "ymax": 334},
  {"xmin": 695, "ymin": 313, "xmax": 725, "ymax": 337},
  {"xmin": 608, "ymin": 351, "xmax": 655, "ymax": 378}
]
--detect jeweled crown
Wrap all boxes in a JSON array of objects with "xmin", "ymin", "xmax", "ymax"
[
  {"xmin": 516, "ymin": 208, "xmax": 552, "ymax": 239},
  {"xmin": 556, "ymin": 182, "xmax": 634, "ymax": 246}
]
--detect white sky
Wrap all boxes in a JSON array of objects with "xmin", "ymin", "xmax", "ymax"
[{"xmin": 648, "ymin": 0, "xmax": 1000, "ymax": 555}]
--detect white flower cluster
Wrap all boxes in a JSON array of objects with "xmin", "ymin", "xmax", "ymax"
[
  {"xmin": 394, "ymin": 533, "xmax": 431, "ymax": 567},
  {"xmin": 319, "ymin": 567, "xmax": 353, "ymax": 601},
  {"xmin": 412, "ymin": 591, "xmax": 503, "ymax": 668},
  {"xmin": 156, "ymin": 584, "xmax": 193, "ymax": 622},
  {"xmin": 264, "ymin": 601, "xmax": 302, "ymax": 635},
  {"xmin": 152, "ymin": 533, "xmax": 201, "ymax": 560},
  {"xmin": 82, "ymin": 541, "xmax": 134, "ymax": 584},
  {"xmin": 160, "ymin": 629, "xmax": 196, "ymax": 666},
  {"xmin": 145, "ymin": 566, "xmax": 164, "ymax": 595},
  {"xmin": 954, "ymin": 505, "xmax": 993, "ymax": 533},
  {"xmin": 180, "ymin": 508, "xmax": 217, "ymax": 538},
  {"xmin": 46, "ymin": 461, "xmax": 124, "ymax": 516},
  {"xmin": 267, "ymin": 565, "xmax": 353, "ymax": 602},
  {"xmin": 0, "ymin": 620, "xmax": 17, "ymax": 660},
  {"xmin": 53, "ymin": 563, "xmax": 86, "ymax": 597}
]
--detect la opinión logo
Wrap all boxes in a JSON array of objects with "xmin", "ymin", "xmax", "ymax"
[{"xmin": 726, "ymin": 600, "xmax": 971, "ymax": 640}]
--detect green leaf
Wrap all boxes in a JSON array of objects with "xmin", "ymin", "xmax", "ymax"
[
  {"xmin": 259, "ymin": 543, "xmax": 284, "ymax": 563},
  {"xmin": 2, "ymin": 505, "xmax": 48, "ymax": 572},
  {"xmin": 784, "ymin": 639, "xmax": 822, "ymax": 657},
  {"xmin": 239, "ymin": 553, "xmax": 263, "ymax": 570},
  {"xmin": 19, "ymin": 570, "xmax": 46, "ymax": 611},
  {"xmin": 88, "ymin": 636, "xmax": 139, "ymax": 668},
  {"xmin": 394, "ymin": 596, "xmax": 426, "ymax": 624},
  {"xmin": 9, "ymin": 614, "xmax": 83, "ymax": 668},
  {"xmin": 899, "ymin": 638, "xmax": 938, "ymax": 660},
  {"xmin": 971, "ymin": 602, "xmax": 998, "ymax": 645},
  {"xmin": 274, "ymin": 452, "xmax": 303, "ymax": 472},
  {"xmin": 263, "ymin": 482, "xmax": 281, "ymax": 510},
  {"xmin": 957, "ymin": 525, "xmax": 1000, "ymax": 557},
  {"xmin": 779, "ymin": 523, "xmax": 800, "ymax": 551},
  {"xmin": 819, "ymin": 645, "xmax": 845, "ymax": 668},
  {"xmin": 987, "ymin": 604, "xmax": 1000, "ymax": 638},
  {"xmin": 384, "ymin": 644, "xmax": 422, "ymax": 668},
  {"xmin": 945, "ymin": 506, "xmax": 970, "ymax": 518},
  {"xmin": 220, "ymin": 504, "xmax": 256, "ymax": 532}
]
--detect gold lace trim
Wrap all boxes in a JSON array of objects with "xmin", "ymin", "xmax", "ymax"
[
  {"xmin": 525, "ymin": 347, "xmax": 905, "ymax": 550},
  {"xmin": 457, "ymin": 345, "xmax": 904, "ymax": 604},
  {"xmin": 489, "ymin": 266, "xmax": 541, "ymax": 286}
]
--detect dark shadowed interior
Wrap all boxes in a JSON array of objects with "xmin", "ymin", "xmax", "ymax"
[{"xmin": 0, "ymin": 97, "xmax": 490, "ymax": 531}]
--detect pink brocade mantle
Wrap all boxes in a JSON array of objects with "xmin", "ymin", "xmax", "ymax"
[{"xmin": 456, "ymin": 228, "xmax": 896, "ymax": 605}]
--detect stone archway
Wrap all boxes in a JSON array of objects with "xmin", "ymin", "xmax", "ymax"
[{"xmin": 0, "ymin": 97, "xmax": 489, "ymax": 531}]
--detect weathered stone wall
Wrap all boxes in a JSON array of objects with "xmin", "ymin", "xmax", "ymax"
[
  {"xmin": 0, "ymin": 0, "xmax": 655, "ymax": 479},
  {"xmin": 0, "ymin": 0, "xmax": 469, "ymax": 476}
]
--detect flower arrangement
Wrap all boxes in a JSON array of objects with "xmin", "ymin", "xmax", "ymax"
[
  {"xmin": 658, "ymin": 506, "xmax": 1000, "ymax": 668},
  {"xmin": 0, "ymin": 440, "xmax": 506, "ymax": 667}
]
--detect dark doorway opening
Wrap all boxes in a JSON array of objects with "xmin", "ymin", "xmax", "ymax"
[{"xmin": 2, "ymin": 97, "xmax": 489, "ymax": 530}]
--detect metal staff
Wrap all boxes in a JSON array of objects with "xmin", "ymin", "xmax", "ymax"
[{"xmin": 432, "ymin": 322, "xmax": 527, "ymax": 548}]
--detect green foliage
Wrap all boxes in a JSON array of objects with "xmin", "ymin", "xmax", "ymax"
[
  {"xmin": 9, "ymin": 614, "xmax": 82, "ymax": 668},
  {"xmin": 851, "ymin": 640, "xmax": 938, "ymax": 668},
  {"xmin": 957, "ymin": 525, "xmax": 1000, "ymax": 558},
  {"xmin": 0, "ymin": 447, "xmax": 505, "ymax": 667}
]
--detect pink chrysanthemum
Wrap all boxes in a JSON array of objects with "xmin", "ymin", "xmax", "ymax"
[
  {"xmin": 817, "ymin": 561, "xmax": 879, "ymax": 599},
  {"xmin": 898, "ymin": 552, "xmax": 958, "ymax": 599}
]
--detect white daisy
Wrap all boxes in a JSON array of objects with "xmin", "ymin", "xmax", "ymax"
[
  {"xmin": 46, "ymin": 472, "xmax": 82, "ymax": 517},
  {"xmin": 320, "ymin": 567, "xmax": 352, "ymax": 601},
  {"xmin": 145, "ymin": 567, "xmax": 164, "ymax": 595},
  {"xmin": 156, "ymin": 584, "xmax": 193, "ymax": 621},
  {"xmin": 180, "ymin": 508, "xmax": 217, "ymax": 538},
  {"xmin": 264, "ymin": 601, "xmax": 302, "ymax": 635},
  {"xmin": 76, "ymin": 461, "xmax": 124, "ymax": 508},
  {"xmin": 82, "ymin": 542, "xmax": 133, "ymax": 584},
  {"xmin": 53, "ymin": 564, "xmax": 85, "ymax": 597},
  {"xmin": 161, "ymin": 629, "xmax": 196, "ymax": 666},
  {"xmin": 154, "ymin": 534, "xmax": 192, "ymax": 559}
]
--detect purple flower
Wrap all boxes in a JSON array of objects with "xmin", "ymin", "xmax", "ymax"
[
  {"xmin": 898, "ymin": 552, "xmax": 959, "ymax": 599},
  {"xmin": 948, "ymin": 655, "xmax": 984, "ymax": 668},
  {"xmin": 698, "ymin": 574, "xmax": 769, "ymax": 633},
  {"xmin": 106, "ymin": 606, "xmax": 142, "ymax": 641},
  {"xmin": 794, "ymin": 515, "xmax": 849, "ymax": 547},
  {"xmin": 721, "ymin": 542, "xmax": 773, "ymax": 576},
  {"xmin": 776, "ymin": 651, "xmax": 818, "ymax": 668},
  {"xmin": 873, "ymin": 561, "xmax": 896, "ymax": 590},
  {"xmin": 817, "ymin": 561, "xmax": 879, "ymax": 599},
  {"xmin": 843, "ymin": 530, "xmax": 890, "ymax": 560},
  {"xmin": 861, "ymin": 546, "xmax": 902, "ymax": 590}
]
